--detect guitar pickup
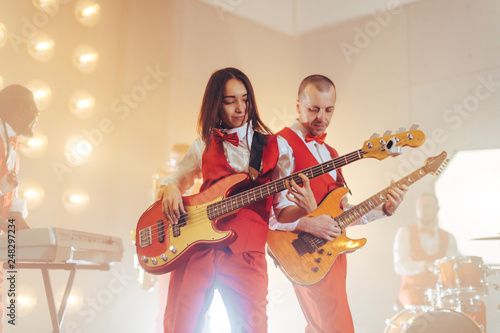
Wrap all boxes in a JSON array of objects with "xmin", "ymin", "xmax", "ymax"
[
  {"xmin": 139, "ymin": 227, "xmax": 152, "ymax": 248},
  {"xmin": 172, "ymin": 216, "xmax": 187, "ymax": 238},
  {"xmin": 172, "ymin": 224, "xmax": 180, "ymax": 237},
  {"xmin": 157, "ymin": 220, "xmax": 165, "ymax": 243}
]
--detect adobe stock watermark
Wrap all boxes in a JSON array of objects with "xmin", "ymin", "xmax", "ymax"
[
  {"xmin": 212, "ymin": 0, "xmax": 244, "ymax": 21},
  {"xmin": 339, "ymin": 0, "xmax": 403, "ymax": 64},
  {"xmin": 5, "ymin": 0, "xmax": 70, "ymax": 54},
  {"xmin": 383, "ymin": 73, "xmax": 500, "ymax": 182},
  {"xmin": 63, "ymin": 268, "xmax": 136, "ymax": 333},
  {"xmin": 51, "ymin": 64, "xmax": 169, "ymax": 182}
]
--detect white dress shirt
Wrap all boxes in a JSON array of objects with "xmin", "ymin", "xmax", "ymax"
[
  {"xmin": 393, "ymin": 224, "xmax": 460, "ymax": 275},
  {"xmin": 161, "ymin": 121, "xmax": 297, "ymax": 214},
  {"xmin": 0, "ymin": 121, "xmax": 28, "ymax": 217},
  {"xmin": 269, "ymin": 120, "xmax": 385, "ymax": 232}
]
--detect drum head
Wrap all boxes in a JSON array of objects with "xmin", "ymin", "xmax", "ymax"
[{"xmin": 385, "ymin": 308, "xmax": 481, "ymax": 333}]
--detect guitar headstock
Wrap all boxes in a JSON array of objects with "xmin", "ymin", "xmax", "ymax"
[
  {"xmin": 362, "ymin": 129, "xmax": 426, "ymax": 160},
  {"xmin": 423, "ymin": 151, "xmax": 448, "ymax": 175}
]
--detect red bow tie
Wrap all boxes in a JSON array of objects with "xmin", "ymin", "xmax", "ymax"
[
  {"xmin": 305, "ymin": 133, "xmax": 327, "ymax": 144},
  {"xmin": 214, "ymin": 129, "xmax": 239, "ymax": 147},
  {"xmin": 9, "ymin": 136, "xmax": 21, "ymax": 150},
  {"xmin": 419, "ymin": 228, "xmax": 435, "ymax": 237}
]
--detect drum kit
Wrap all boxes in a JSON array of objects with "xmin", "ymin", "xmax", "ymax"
[{"xmin": 385, "ymin": 234, "xmax": 500, "ymax": 332}]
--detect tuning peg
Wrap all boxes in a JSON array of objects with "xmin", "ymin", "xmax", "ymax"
[
  {"xmin": 370, "ymin": 133, "xmax": 380, "ymax": 139},
  {"xmin": 396, "ymin": 127, "xmax": 406, "ymax": 133},
  {"xmin": 410, "ymin": 124, "xmax": 419, "ymax": 131},
  {"xmin": 383, "ymin": 130, "xmax": 392, "ymax": 136}
]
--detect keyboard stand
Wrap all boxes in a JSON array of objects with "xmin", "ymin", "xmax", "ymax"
[{"xmin": 4, "ymin": 262, "xmax": 110, "ymax": 333}]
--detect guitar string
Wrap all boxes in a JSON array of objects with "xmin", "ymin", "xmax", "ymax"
[
  {"xmin": 336, "ymin": 154, "xmax": 442, "ymax": 230},
  {"xmin": 142, "ymin": 137, "xmax": 417, "ymax": 242},
  {"xmin": 296, "ymin": 155, "xmax": 443, "ymax": 250},
  {"xmin": 143, "ymin": 147, "xmax": 382, "ymax": 241},
  {"xmin": 336, "ymin": 167, "xmax": 426, "ymax": 229},
  {"xmin": 143, "ymin": 150, "xmax": 366, "ymax": 241},
  {"xmin": 144, "ymin": 149, "xmax": 365, "ymax": 236}
]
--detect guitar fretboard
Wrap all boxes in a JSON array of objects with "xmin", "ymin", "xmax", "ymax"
[
  {"xmin": 336, "ymin": 166, "xmax": 429, "ymax": 229},
  {"xmin": 206, "ymin": 150, "xmax": 365, "ymax": 220}
]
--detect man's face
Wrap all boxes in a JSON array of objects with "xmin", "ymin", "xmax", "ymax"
[
  {"xmin": 416, "ymin": 195, "xmax": 440, "ymax": 226},
  {"xmin": 297, "ymin": 84, "xmax": 336, "ymax": 136}
]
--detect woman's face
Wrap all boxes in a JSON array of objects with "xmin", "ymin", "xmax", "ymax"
[{"xmin": 219, "ymin": 78, "xmax": 248, "ymax": 128}]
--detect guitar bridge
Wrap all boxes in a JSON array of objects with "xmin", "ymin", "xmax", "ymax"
[
  {"xmin": 139, "ymin": 227, "xmax": 152, "ymax": 248},
  {"xmin": 172, "ymin": 217, "xmax": 187, "ymax": 238}
]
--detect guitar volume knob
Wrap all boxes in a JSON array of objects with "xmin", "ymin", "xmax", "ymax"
[
  {"xmin": 151, "ymin": 258, "xmax": 158, "ymax": 265},
  {"xmin": 161, "ymin": 254, "xmax": 168, "ymax": 261},
  {"xmin": 169, "ymin": 246, "xmax": 177, "ymax": 253},
  {"xmin": 141, "ymin": 256, "xmax": 148, "ymax": 264}
]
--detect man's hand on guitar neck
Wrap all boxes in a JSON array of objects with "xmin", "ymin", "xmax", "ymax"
[
  {"xmin": 157, "ymin": 184, "xmax": 186, "ymax": 224},
  {"xmin": 380, "ymin": 181, "xmax": 408, "ymax": 216},
  {"xmin": 278, "ymin": 173, "xmax": 318, "ymax": 223},
  {"xmin": 297, "ymin": 215, "xmax": 342, "ymax": 242}
]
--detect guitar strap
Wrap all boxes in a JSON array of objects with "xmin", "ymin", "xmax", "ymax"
[{"xmin": 248, "ymin": 131, "xmax": 266, "ymax": 181}]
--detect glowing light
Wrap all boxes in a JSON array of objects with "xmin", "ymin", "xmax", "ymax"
[
  {"xmin": 0, "ymin": 22, "xmax": 7, "ymax": 48},
  {"xmin": 69, "ymin": 90, "xmax": 95, "ymax": 119},
  {"xmin": 32, "ymin": 0, "xmax": 60, "ymax": 15},
  {"xmin": 80, "ymin": 53, "xmax": 98, "ymax": 63},
  {"xmin": 73, "ymin": 44, "xmax": 99, "ymax": 73},
  {"xmin": 27, "ymin": 32, "xmax": 55, "ymax": 62},
  {"xmin": 70, "ymin": 194, "xmax": 85, "ymax": 203},
  {"xmin": 19, "ymin": 130, "xmax": 48, "ymax": 158},
  {"xmin": 64, "ymin": 134, "xmax": 93, "ymax": 166},
  {"xmin": 19, "ymin": 180, "xmax": 45, "ymax": 210},
  {"xmin": 74, "ymin": 0, "xmax": 101, "ymax": 26},
  {"xmin": 62, "ymin": 187, "xmax": 90, "ymax": 214},
  {"xmin": 17, "ymin": 285, "xmax": 37, "ymax": 317},
  {"xmin": 25, "ymin": 80, "xmax": 52, "ymax": 111}
]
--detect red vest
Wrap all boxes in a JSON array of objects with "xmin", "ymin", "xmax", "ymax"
[
  {"xmin": 0, "ymin": 134, "xmax": 16, "ymax": 220},
  {"xmin": 399, "ymin": 223, "xmax": 449, "ymax": 305},
  {"xmin": 200, "ymin": 132, "xmax": 279, "ymax": 253},
  {"xmin": 278, "ymin": 127, "xmax": 344, "ymax": 204}
]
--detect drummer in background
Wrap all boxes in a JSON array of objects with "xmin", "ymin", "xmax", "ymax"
[{"xmin": 392, "ymin": 192, "xmax": 487, "ymax": 331}]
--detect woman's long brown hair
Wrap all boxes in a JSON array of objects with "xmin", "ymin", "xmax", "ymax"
[{"xmin": 197, "ymin": 67, "xmax": 272, "ymax": 147}]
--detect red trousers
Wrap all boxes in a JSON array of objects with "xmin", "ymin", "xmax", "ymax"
[
  {"xmin": 163, "ymin": 248, "xmax": 268, "ymax": 333},
  {"xmin": 293, "ymin": 254, "xmax": 354, "ymax": 333},
  {"xmin": 0, "ymin": 266, "xmax": 3, "ymax": 333}
]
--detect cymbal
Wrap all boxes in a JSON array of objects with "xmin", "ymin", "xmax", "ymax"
[{"xmin": 471, "ymin": 235, "xmax": 500, "ymax": 241}]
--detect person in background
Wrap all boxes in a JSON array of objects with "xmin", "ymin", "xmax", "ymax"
[
  {"xmin": 393, "ymin": 192, "xmax": 486, "ymax": 331},
  {"xmin": 0, "ymin": 84, "xmax": 39, "ymax": 332}
]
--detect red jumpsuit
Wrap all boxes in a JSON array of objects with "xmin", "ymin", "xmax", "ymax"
[
  {"xmin": 278, "ymin": 127, "xmax": 353, "ymax": 333},
  {"xmin": 163, "ymin": 133, "xmax": 279, "ymax": 333}
]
